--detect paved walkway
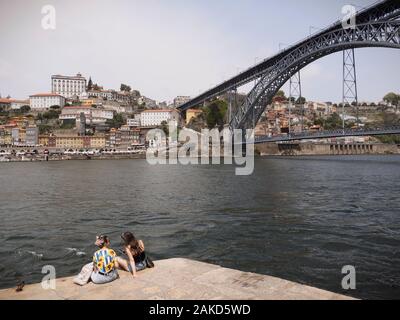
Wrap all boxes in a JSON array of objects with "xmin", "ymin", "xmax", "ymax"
[{"xmin": 0, "ymin": 258, "xmax": 354, "ymax": 300}]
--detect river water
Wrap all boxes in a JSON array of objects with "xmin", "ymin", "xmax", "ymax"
[{"xmin": 0, "ymin": 156, "xmax": 399, "ymax": 299}]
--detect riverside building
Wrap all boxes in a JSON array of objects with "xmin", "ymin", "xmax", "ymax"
[{"xmin": 140, "ymin": 109, "xmax": 179, "ymax": 127}]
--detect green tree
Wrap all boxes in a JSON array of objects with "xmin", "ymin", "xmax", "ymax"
[
  {"xmin": 203, "ymin": 99, "xmax": 227, "ymax": 130},
  {"xmin": 42, "ymin": 109, "xmax": 61, "ymax": 120},
  {"xmin": 377, "ymin": 112, "xmax": 400, "ymax": 127},
  {"xmin": 60, "ymin": 122, "xmax": 75, "ymax": 130},
  {"xmin": 383, "ymin": 92, "xmax": 400, "ymax": 106},
  {"xmin": 120, "ymin": 84, "xmax": 132, "ymax": 92},
  {"xmin": 20, "ymin": 105, "xmax": 31, "ymax": 113},
  {"xmin": 275, "ymin": 90, "xmax": 286, "ymax": 99},
  {"xmin": 296, "ymin": 97, "xmax": 306, "ymax": 104},
  {"xmin": 38, "ymin": 124, "xmax": 52, "ymax": 134},
  {"xmin": 87, "ymin": 77, "xmax": 93, "ymax": 91},
  {"xmin": 106, "ymin": 113, "xmax": 125, "ymax": 129},
  {"xmin": 376, "ymin": 135, "xmax": 400, "ymax": 144},
  {"xmin": 314, "ymin": 113, "xmax": 343, "ymax": 130}
]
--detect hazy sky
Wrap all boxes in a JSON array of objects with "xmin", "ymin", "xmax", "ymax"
[{"xmin": 0, "ymin": 0, "xmax": 399, "ymax": 103}]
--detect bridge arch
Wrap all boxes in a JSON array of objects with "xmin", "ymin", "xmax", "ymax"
[{"xmin": 231, "ymin": 21, "xmax": 400, "ymax": 131}]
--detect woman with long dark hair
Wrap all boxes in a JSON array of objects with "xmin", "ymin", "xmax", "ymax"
[{"xmin": 116, "ymin": 232, "xmax": 154, "ymax": 277}]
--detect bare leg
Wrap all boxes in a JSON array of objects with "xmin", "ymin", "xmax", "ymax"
[{"xmin": 115, "ymin": 256, "xmax": 130, "ymax": 272}]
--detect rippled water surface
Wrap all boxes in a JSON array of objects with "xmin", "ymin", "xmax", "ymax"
[{"xmin": 0, "ymin": 156, "xmax": 400, "ymax": 299}]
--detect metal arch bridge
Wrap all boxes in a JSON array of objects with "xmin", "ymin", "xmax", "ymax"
[
  {"xmin": 177, "ymin": 0, "xmax": 400, "ymax": 132},
  {"xmin": 253, "ymin": 125, "xmax": 400, "ymax": 144}
]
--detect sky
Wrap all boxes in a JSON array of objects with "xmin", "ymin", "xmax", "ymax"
[{"xmin": 0, "ymin": 0, "xmax": 399, "ymax": 104}]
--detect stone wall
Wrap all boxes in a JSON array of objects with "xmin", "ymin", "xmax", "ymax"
[{"xmin": 256, "ymin": 142, "xmax": 400, "ymax": 156}]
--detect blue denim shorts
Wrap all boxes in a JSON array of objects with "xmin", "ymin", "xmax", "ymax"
[
  {"xmin": 128, "ymin": 261, "xmax": 146, "ymax": 273},
  {"xmin": 91, "ymin": 269, "xmax": 119, "ymax": 284}
]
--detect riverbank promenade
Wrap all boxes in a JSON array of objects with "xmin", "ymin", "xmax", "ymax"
[{"xmin": 0, "ymin": 258, "xmax": 354, "ymax": 300}]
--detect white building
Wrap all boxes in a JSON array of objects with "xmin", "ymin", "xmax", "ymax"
[
  {"xmin": 173, "ymin": 96, "xmax": 191, "ymax": 108},
  {"xmin": 25, "ymin": 126, "xmax": 39, "ymax": 146},
  {"xmin": 60, "ymin": 106, "xmax": 114, "ymax": 124},
  {"xmin": 87, "ymin": 90, "xmax": 114, "ymax": 100},
  {"xmin": 104, "ymin": 103, "xmax": 133, "ymax": 114},
  {"xmin": 140, "ymin": 109, "xmax": 180, "ymax": 127},
  {"xmin": 0, "ymin": 99, "xmax": 29, "ymax": 110},
  {"xmin": 11, "ymin": 128, "xmax": 20, "ymax": 145},
  {"xmin": 29, "ymin": 93, "xmax": 66, "ymax": 110},
  {"xmin": 52, "ymin": 73, "xmax": 87, "ymax": 98},
  {"xmin": 87, "ymin": 90, "xmax": 132, "ymax": 104}
]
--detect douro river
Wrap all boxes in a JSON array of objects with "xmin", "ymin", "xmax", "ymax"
[{"xmin": 0, "ymin": 156, "xmax": 399, "ymax": 299}]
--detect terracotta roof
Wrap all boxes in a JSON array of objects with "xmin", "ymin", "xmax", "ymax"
[
  {"xmin": 51, "ymin": 74, "xmax": 85, "ymax": 80},
  {"xmin": 11, "ymin": 99, "xmax": 29, "ymax": 104},
  {"xmin": 0, "ymin": 99, "xmax": 29, "ymax": 104},
  {"xmin": 30, "ymin": 93, "xmax": 64, "ymax": 98}
]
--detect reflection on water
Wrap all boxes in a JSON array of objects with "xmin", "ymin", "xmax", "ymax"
[{"xmin": 0, "ymin": 156, "xmax": 400, "ymax": 299}]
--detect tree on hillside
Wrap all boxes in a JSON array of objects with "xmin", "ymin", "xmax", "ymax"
[
  {"xmin": 275, "ymin": 90, "xmax": 286, "ymax": 99},
  {"xmin": 383, "ymin": 92, "xmax": 400, "ymax": 108},
  {"xmin": 38, "ymin": 124, "xmax": 52, "ymax": 135},
  {"xmin": 203, "ymin": 99, "xmax": 227, "ymax": 130},
  {"xmin": 43, "ymin": 109, "xmax": 61, "ymax": 120},
  {"xmin": 20, "ymin": 105, "xmax": 31, "ymax": 114},
  {"xmin": 106, "ymin": 113, "xmax": 125, "ymax": 129},
  {"xmin": 87, "ymin": 77, "xmax": 93, "ymax": 91},
  {"xmin": 378, "ymin": 112, "xmax": 400, "ymax": 126},
  {"xmin": 120, "ymin": 84, "xmax": 132, "ymax": 92},
  {"xmin": 273, "ymin": 90, "xmax": 287, "ymax": 102},
  {"xmin": 314, "ymin": 112, "xmax": 342, "ymax": 130},
  {"xmin": 296, "ymin": 97, "xmax": 306, "ymax": 104}
]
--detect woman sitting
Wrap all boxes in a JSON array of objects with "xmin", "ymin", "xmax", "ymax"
[
  {"xmin": 116, "ymin": 232, "xmax": 154, "ymax": 277},
  {"xmin": 91, "ymin": 235, "xmax": 119, "ymax": 284}
]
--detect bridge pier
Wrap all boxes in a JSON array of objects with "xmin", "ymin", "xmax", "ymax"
[
  {"xmin": 256, "ymin": 142, "xmax": 399, "ymax": 156},
  {"xmin": 332, "ymin": 143, "xmax": 382, "ymax": 155}
]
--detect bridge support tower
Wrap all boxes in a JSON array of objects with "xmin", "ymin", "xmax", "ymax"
[
  {"xmin": 289, "ymin": 72, "xmax": 304, "ymax": 134},
  {"xmin": 342, "ymin": 48, "xmax": 359, "ymax": 130}
]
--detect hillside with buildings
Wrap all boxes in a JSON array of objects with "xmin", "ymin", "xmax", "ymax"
[
  {"xmin": 0, "ymin": 72, "xmax": 399, "ymax": 154},
  {"xmin": 0, "ymin": 73, "xmax": 186, "ymax": 151}
]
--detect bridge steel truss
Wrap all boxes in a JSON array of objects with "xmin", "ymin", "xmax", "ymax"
[
  {"xmin": 178, "ymin": 0, "xmax": 400, "ymax": 132},
  {"xmin": 231, "ymin": 21, "xmax": 400, "ymax": 131}
]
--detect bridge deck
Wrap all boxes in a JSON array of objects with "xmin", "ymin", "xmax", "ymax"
[{"xmin": 254, "ymin": 126, "xmax": 400, "ymax": 144}]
